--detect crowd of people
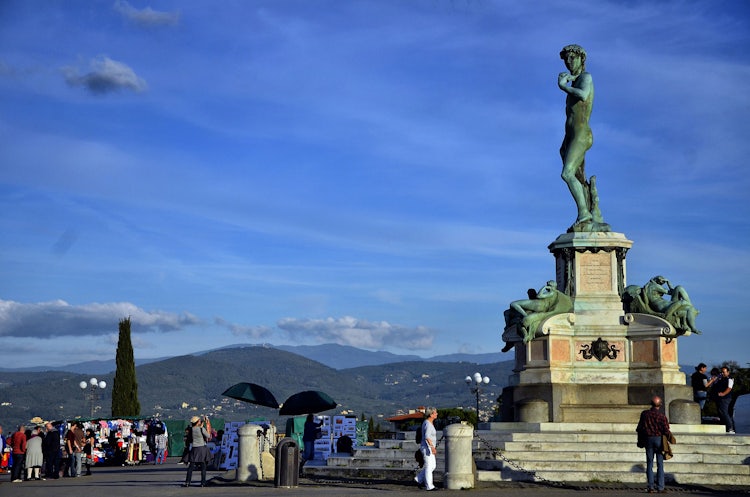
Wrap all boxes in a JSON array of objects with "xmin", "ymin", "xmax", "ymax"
[
  {"xmin": 0, "ymin": 418, "xmax": 171, "ymax": 482},
  {"xmin": 0, "ymin": 421, "xmax": 93, "ymax": 482}
]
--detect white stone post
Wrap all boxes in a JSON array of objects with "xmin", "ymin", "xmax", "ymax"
[
  {"xmin": 237, "ymin": 424, "xmax": 262, "ymax": 482},
  {"xmin": 444, "ymin": 422, "xmax": 474, "ymax": 490}
]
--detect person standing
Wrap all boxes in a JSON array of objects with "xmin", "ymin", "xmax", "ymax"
[
  {"xmin": 637, "ymin": 396, "xmax": 671, "ymax": 493},
  {"xmin": 8, "ymin": 424, "xmax": 27, "ymax": 482},
  {"xmin": 42, "ymin": 422, "xmax": 61, "ymax": 479},
  {"xmin": 301, "ymin": 414, "xmax": 322, "ymax": 465},
  {"xmin": 691, "ymin": 363, "xmax": 717, "ymax": 411},
  {"xmin": 154, "ymin": 431, "xmax": 168, "ymax": 464},
  {"xmin": 183, "ymin": 416, "xmax": 211, "ymax": 487},
  {"xmin": 64, "ymin": 423, "xmax": 82, "ymax": 477},
  {"xmin": 715, "ymin": 366, "xmax": 736, "ymax": 433},
  {"xmin": 415, "ymin": 407, "xmax": 438, "ymax": 491},
  {"xmin": 83, "ymin": 428, "xmax": 96, "ymax": 475},
  {"xmin": 25, "ymin": 427, "xmax": 44, "ymax": 480},
  {"xmin": 0, "ymin": 424, "xmax": 7, "ymax": 473}
]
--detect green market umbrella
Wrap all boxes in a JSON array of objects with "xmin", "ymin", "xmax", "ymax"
[
  {"xmin": 222, "ymin": 382, "xmax": 280, "ymax": 409},
  {"xmin": 279, "ymin": 390, "xmax": 337, "ymax": 416}
]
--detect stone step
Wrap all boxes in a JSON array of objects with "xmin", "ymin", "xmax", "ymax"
[
  {"xmin": 475, "ymin": 449, "xmax": 748, "ymax": 465},
  {"xmin": 480, "ymin": 421, "xmax": 727, "ymax": 434},
  {"xmin": 351, "ymin": 447, "xmax": 419, "ymax": 459},
  {"xmin": 475, "ymin": 431, "xmax": 744, "ymax": 445},
  {"xmin": 482, "ymin": 439, "xmax": 749, "ymax": 455},
  {"xmin": 374, "ymin": 439, "xmax": 419, "ymax": 449},
  {"xmin": 304, "ymin": 465, "xmax": 429, "ymax": 481},
  {"xmin": 325, "ymin": 454, "xmax": 445, "ymax": 469},
  {"xmin": 488, "ymin": 459, "xmax": 747, "ymax": 475},
  {"xmin": 477, "ymin": 468, "xmax": 750, "ymax": 486}
]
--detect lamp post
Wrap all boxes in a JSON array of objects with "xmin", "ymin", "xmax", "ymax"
[
  {"xmin": 465, "ymin": 372, "xmax": 490, "ymax": 426},
  {"xmin": 79, "ymin": 377, "xmax": 107, "ymax": 418}
]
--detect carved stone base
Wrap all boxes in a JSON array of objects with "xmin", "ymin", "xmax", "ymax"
[{"xmin": 501, "ymin": 231, "xmax": 698, "ymax": 425}]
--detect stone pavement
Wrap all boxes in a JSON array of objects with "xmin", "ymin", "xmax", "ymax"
[{"xmin": 0, "ymin": 458, "xmax": 748, "ymax": 497}]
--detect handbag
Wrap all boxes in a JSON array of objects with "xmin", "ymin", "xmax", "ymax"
[
  {"xmin": 661, "ymin": 433, "xmax": 676, "ymax": 460},
  {"xmin": 414, "ymin": 448, "xmax": 424, "ymax": 467}
]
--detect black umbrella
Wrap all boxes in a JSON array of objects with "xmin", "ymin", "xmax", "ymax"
[
  {"xmin": 222, "ymin": 382, "xmax": 280, "ymax": 409},
  {"xmin": 279, "ymin": 390, "xmax": 337, "ymax": 416}
]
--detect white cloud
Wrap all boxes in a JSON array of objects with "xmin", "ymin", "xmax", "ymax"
[
  {"xmin": 277, "ymin": 316, "xmax": 434, "ymax": 350},
  {"xmin": 113, "ymin": 0, "xmax": 180, "ymax": 27},
  {"xmin": 0, "ymin": 299, "xmax": 201, "ymax": 338},
  {"xmin": 62, "ymin": 56, "xmax": 147, "ymax": 95}
]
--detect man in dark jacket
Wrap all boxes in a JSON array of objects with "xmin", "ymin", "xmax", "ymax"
[
  {"xmin": 637, "ymin": 396, "xmax": 671, "ymax": 493},
  {"xmin": 714, "ymin": 366, "xmax": 735, "ymax": 433},
  {"xmin": 42, "ymin": 423, "xmax": 61, "ymax": 479}
]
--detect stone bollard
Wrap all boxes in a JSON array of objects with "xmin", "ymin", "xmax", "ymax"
[
  {"xmin": 444, "ymin": 422, "xmax": 474, "ymax": 490},
  {"xmin": 237, "ymin": 424, "xmax": 262, "ymax": 482},
  {"xmin": 669, "ymin": 399, "xmax": 701, "ymax": 424}
]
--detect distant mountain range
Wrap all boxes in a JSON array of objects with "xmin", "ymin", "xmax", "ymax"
[
  {"xmin": 0, "ymin": 344, "xmax": 514, "ymax": 431},
  {"xmin": 0, "ymin": 343, "xmax": 504, "ymax": 374}
]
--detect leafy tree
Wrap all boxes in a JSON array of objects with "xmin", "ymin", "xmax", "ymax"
[{"xmin": 111, "ymin": 317, "xmax": 141, "ymax": 417}]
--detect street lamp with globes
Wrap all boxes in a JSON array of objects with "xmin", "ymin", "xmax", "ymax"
[
  {"xmin": 80, "ymin": 377, "xmax": 107, "ymax": 417},
  {"xmin": 465, "ymin": 372, "xmax": 490, "ymax": 426}
]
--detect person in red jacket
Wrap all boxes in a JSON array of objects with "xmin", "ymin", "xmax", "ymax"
[{"xmin": 8, "ymin": 424, "xmax": 27, "ymax": 482}]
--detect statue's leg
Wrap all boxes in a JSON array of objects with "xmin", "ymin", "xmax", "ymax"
[
  {"xmin": 671, "ymin": 286, "xmax": 693, "ymax": 305},
  {"xmin": 686, "ymin": 308, "xmax": 701, "ymax": 334},
  {"xmin": 561, "ymin": 142, "xmax": 592, "ymax": 223}
]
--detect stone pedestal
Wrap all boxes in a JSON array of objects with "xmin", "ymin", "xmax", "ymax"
[
  {"xmin": 502, "ymin": 232, "xmax": 699, "ymax": 425},
  {"xmin": 237, "ymin": 424, "xmax": 262, "ymax": 482},
  {"xmin": 444, "ymin": 422, "xmax": 475, "ymax": 490}
]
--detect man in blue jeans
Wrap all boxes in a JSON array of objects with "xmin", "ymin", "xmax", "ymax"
[{"xmin": 637, "ymin": 396, "xmax": 671, "ymax": 493}]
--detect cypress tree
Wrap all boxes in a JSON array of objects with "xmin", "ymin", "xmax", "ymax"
[{"xmin": 111, "ymin": 317, "xmax": 141, "ymax": 417}]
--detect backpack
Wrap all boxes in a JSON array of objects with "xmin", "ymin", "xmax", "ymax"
[{"xmin": 415, "ymin": 423, "xmax": 423, "ymax": 445}]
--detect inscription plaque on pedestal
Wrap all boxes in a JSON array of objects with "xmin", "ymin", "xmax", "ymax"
[{"xmin": 577, "ymin": 251, "xmax": 612, "ymax": 293}]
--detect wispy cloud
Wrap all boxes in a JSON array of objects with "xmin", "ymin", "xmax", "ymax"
[
  {"xmin": 215, "ymin": 317, "xmax": 273, "ymax": 339},
  {"xmin": 277, "ymin": 316, "xmax": 434, "ymax": 350},
  {"xmin": 62, "ymin": 56, "xmax": 147, "ymax": 95},
  {"xmin": 0, "ymin": 299, "xmax": 201, "ymax": 338},
  {"xmin": 113, "ymin": 0, "xmax": 180, "ymax": 27}
]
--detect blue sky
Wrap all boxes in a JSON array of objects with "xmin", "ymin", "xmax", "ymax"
[{"xmin": 1, "ymin": 0, "xmax": 748, "ymax": 370}]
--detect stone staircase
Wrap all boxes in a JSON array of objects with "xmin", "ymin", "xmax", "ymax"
[
  {"xmin": 303, "ymin": 432, "xmax": 443, "ymax": 481},
  {"xmin": 475, "ymin": 422, "xmax": 750, "ymax": 486},
  {"xmin": 304, "ymin": 424, "xmax": 750, "ymax": 487}
]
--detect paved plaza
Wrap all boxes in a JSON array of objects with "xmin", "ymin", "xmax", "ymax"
[{"xmin": 0, "ymin": 458, "xmax": 748, "ymax": 497}]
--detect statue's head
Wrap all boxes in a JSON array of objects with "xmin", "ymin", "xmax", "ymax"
[
  {"xmin": 546, "ymin": 280, "xmax": 557, "ymax": 289},
  {"xmin": 560, "ymin": 44, "xmax": 587, "ymax": 69}
]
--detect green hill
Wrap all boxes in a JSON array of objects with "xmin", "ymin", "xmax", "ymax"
[{"xmin": 0, "ymin": 345, "xmax": 513, "ymax": 429}]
